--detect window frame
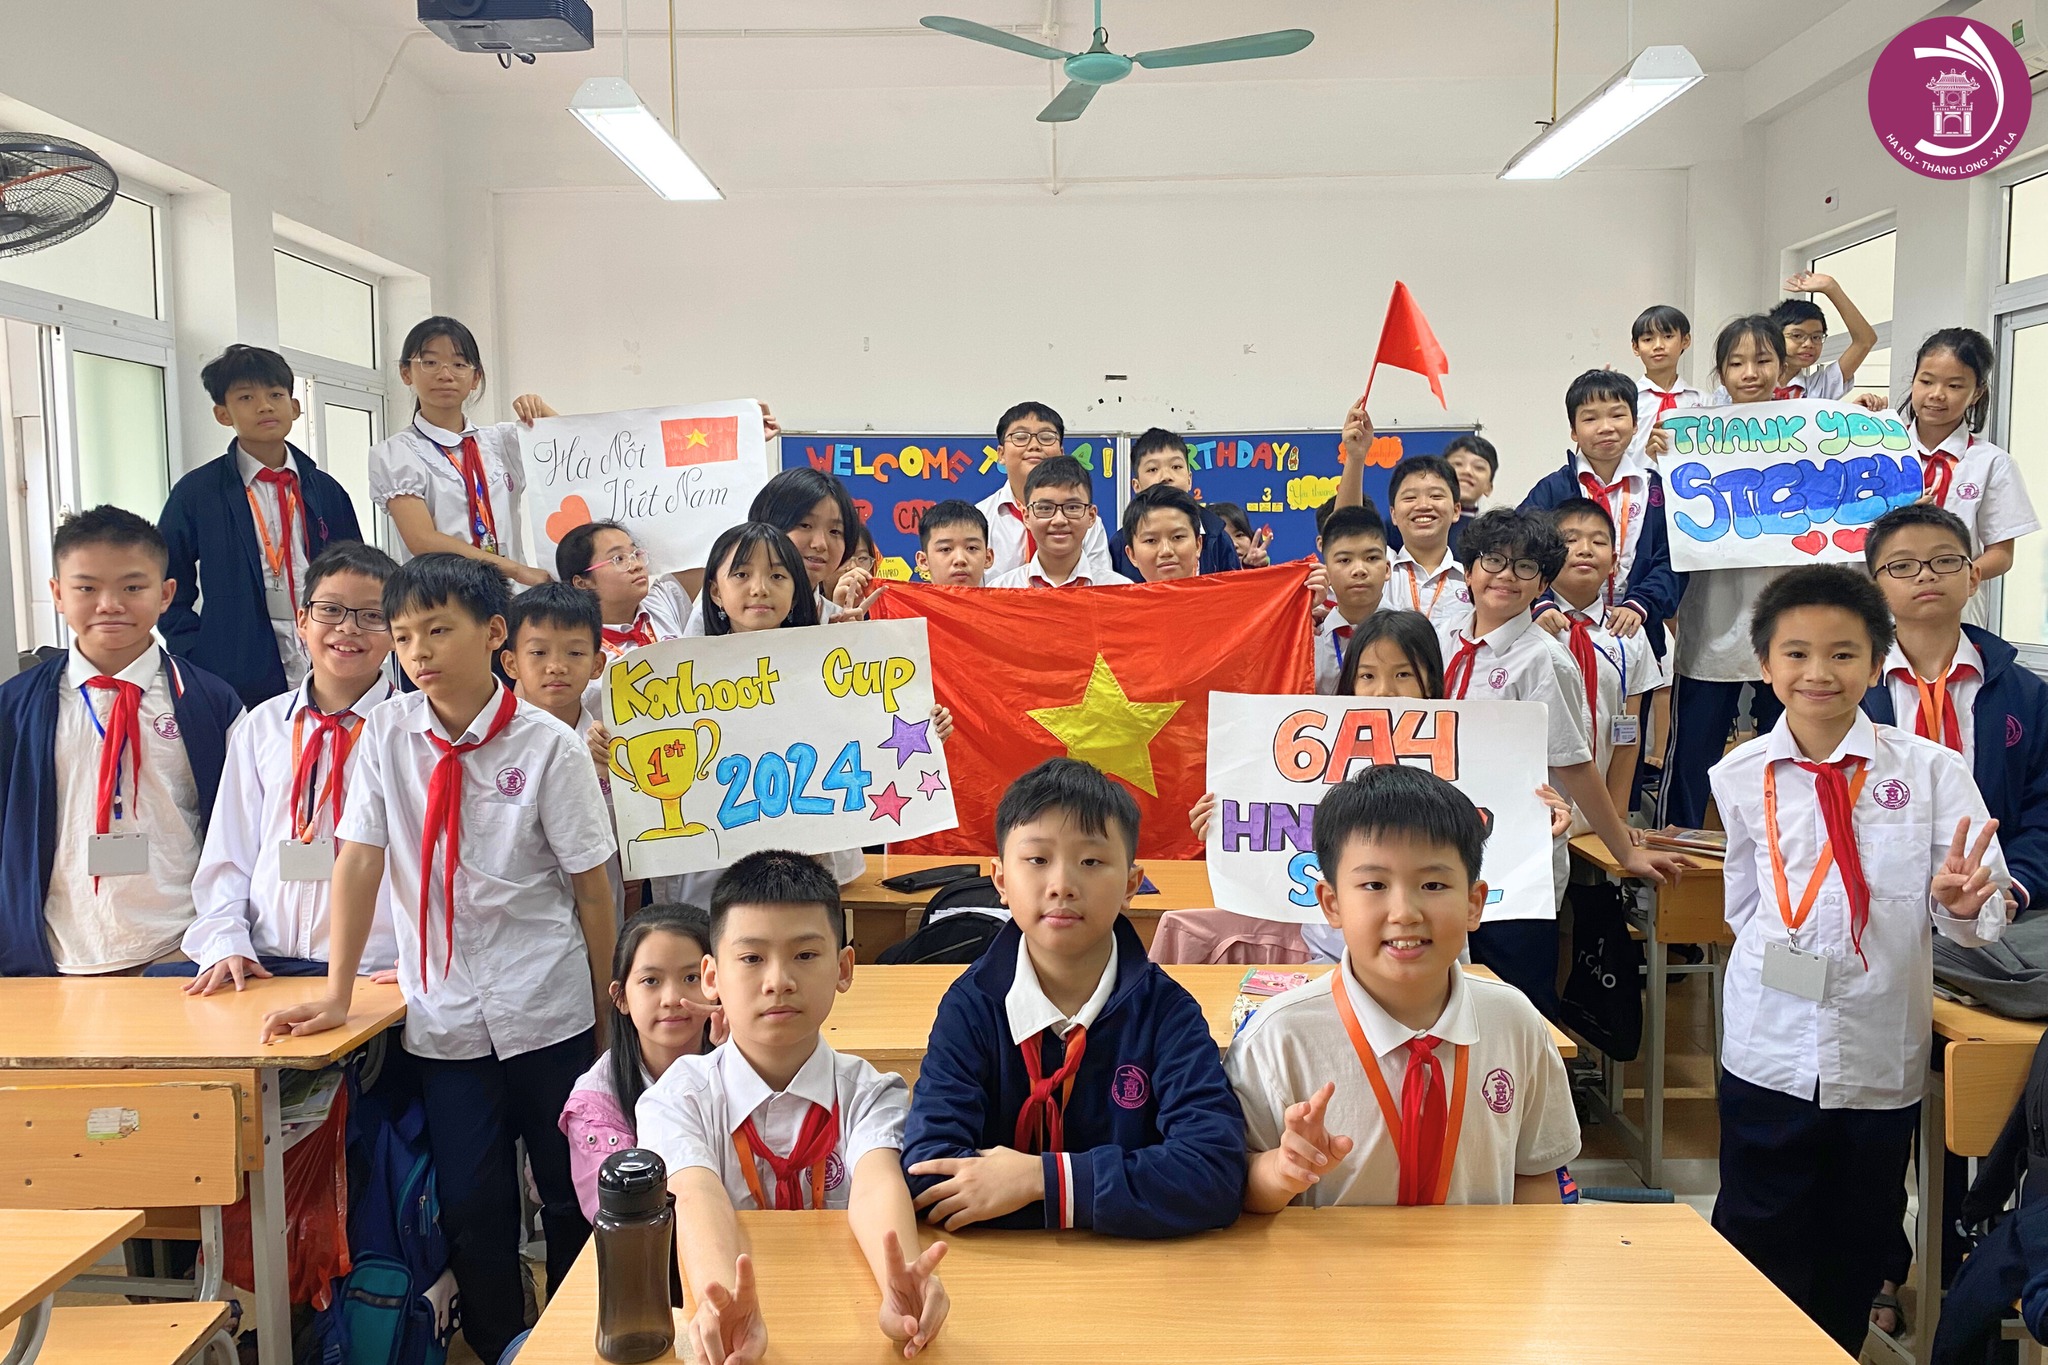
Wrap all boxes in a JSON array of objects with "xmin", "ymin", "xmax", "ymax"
[
  {"xmin": 273, "ymin": 241, "xmax": 379, "ymax": 373},
  {"xmin": 1786, "ymin": 219, "xmax": 1897, "ymax": 391}
]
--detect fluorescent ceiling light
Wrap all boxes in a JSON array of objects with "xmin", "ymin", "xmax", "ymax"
[
  {"xmin": 569, "ymin": 76, "xmax": 722, "ymax": 201},
  {"xmin": 1499, "ymin": 45, "xmax": 1703, "ymax": 180}
]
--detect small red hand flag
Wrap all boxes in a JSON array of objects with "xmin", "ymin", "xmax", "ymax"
[{"xmin": 1363, "ymin": 281, "xmax": 1450, "ymax": 409}]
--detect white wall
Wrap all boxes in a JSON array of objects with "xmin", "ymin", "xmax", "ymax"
[{"xmin": 487, "ymin": 173, "xmax": 1689, "ymax": 502}]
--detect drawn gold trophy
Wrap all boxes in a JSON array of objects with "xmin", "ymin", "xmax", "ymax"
[{"xmin": 608, "ymin": 720, "xmax": 721, "ymax": 840}]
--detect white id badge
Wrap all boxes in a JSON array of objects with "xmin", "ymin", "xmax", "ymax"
[
  {"xmin": 277, "ymin": 837, "xmax": 335, "ymax": 882},
  {"xmin": 1762, "ymin": 940, "xmax": 1828, "ymax": 1002},
  {"xmin": 263, "ymin": 578, "xmax": 294, "ymax": 621},
  {"xmin": 87, "ymin": 832, "xmax": 151, "ymax": 877},
  {"xmin": 1610, "ymin": 714, "xmax": 1641, "ymax": 747}
]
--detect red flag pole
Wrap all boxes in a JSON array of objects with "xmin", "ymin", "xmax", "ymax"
[{"xmin": 1358, "ymin": 362, "xmax": 1380, "ymax": 410}]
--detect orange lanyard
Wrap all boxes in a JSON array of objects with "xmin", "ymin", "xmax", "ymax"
[
  {"xmin": 425, "ymin": 432, "xmax": 500, "ymax": 551},
  {"xmin": 1761, "ymin": 760, "xmax": 1870, "ymax": 938},
  {"xmin": 731, "ymin": 1127, "xmax": 829, "ymax": 1211},
  {"xmin": 288, "ymin": 708, "xmax": 364, "ymax": 842},
  {"xmin": 1330, "ymin": 972, "xmax": 1468, "ymax": 1205},
  {"xmin": 1401, "ymin": 562, "xmax": 1449, "ymax": 617},
  {"xmin": 246, "ymin": 481, "xmax": 301, "ymax": 606}
]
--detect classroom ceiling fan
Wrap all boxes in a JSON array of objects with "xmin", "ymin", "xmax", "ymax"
[{"xmin": 921, "ymin": 1, "xmax": 1314, "ymax": 122}]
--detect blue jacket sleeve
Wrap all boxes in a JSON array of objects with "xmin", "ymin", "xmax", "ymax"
[
  {"xmin": 1617, "ymin": 487, "xmax": 1683, "ymax": 629},
  {"xmin": 900, "ymin": 983, "xmax": 1048, "ymax": 1229},
  {"xmin": 2002, "ymin": 680, "xmax": 2048, "ymax": 916},
  {"xmin": 157, "ymin": 481, "xmax": 202, "ymax": 657},
  {"xmin": 1066, "ymin": 983, "xmax": 1246, "ymax": 1238}
]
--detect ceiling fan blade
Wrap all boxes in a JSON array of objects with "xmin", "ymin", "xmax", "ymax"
[
  {"xmin": 1132, "ymin": 28, "xmax": 1314, "ymax": 70},
  {"xmin": 921, "ymin": 16, "xmax": 1074, "ymax": 62},
  {"xmin": 1037, "ymin": 80, "xmax": 1102, "ymax": 123}
]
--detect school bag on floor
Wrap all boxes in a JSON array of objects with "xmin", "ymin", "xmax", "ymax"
[
  {"xmin": 875, "ymin": 875, "xmax": 1008, "ymax": 964},
  {"xmin": 1559, "ymin": 879, "xmax": 1644, "ymax": 1062},
  {"xmin": 316, "ymin": 1087, "xmax": 456, "ymax": 1365}
]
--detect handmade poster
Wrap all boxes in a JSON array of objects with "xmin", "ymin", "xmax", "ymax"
[
  {"xmin": 1204, "ymin": 695, "xmax": 1551, "ymax": 924},
  {"xmin": 519, "ymin": 401, "xmax": 774, "ymax": 576},
  {"xmin": 1658, "ymin": 399, "xmax": 1924, "ymax": 572},
  {"xmin": 1187, "ymin": 427, "xmax": 1473, "ymax": 565},
  {"xmin": 601, "ymin": 618, "xmax": 957, "ymax": 877},
  {"xmin": 785, "ymin": 433, "xmax": 1119, "ymax": 581}
]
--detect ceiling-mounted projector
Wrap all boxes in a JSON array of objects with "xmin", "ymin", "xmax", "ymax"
[{"xmin": 419, "ymin": 0, "xmax": 594, "ymax": 55}]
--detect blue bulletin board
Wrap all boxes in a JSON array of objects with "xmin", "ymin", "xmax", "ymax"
[
  {"xmin": 784, "ymin": 433, "xmax": 1119, "ymax": 581},
  {"xmin": 1184, "ymin": 427, "xmax": 1474, "ymax": 565}
]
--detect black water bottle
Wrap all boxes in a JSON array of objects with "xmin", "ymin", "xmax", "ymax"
[{"xmin": 594, "ymin": 1148, "xmax": 676, "ymax": 1363}]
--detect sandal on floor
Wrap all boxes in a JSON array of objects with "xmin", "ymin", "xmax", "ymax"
[{"xmin": 1870, "ymin": 1292, "xmax": 1908, "ymax": 1337}]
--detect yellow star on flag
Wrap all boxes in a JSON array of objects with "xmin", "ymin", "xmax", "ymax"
[
  {"xmin": 1027, "ymin": 654, "xmax": 1184, "ymax": 796},
  {"xmin": 685, "ymin": 427, "xmax": 710, "ymax": 448}
]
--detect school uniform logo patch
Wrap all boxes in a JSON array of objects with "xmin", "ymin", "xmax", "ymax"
[
  {"xmin": 1482, "ymin": 1068, "xmax": 1515, "ymax": 1114},
  {"xmin": 495, "ymin": 767, "xmax": 528, "ymax": 796},
  {"xmin": 2010, "ymin": 715, "xmax": 2025, "ymax": 747},
  {"xmin": 151, "ymin": 713, "xmax": 180, "ymax": 740},
  {"xmin": 824, "ymin": 1152, "xmax": 846, "ymax": 1191},
  {"xmin": 1873, "ymin": 778, "xmax": 1912, "ymax": 809},
  {"xmin": 1487, "ymin": 667, "xmax": 1509, "ymax": 692},
  {"xmin": 1648, "ymin": 484, "xmax": 1664, "ymax": 507},
  {"xmin": 1959, "ymin": 482, "xmax": 1983, "ymax": 500},
  {"xmin": 1110, "ymin": 1064, "xmax": 1150, "ymax": 1109}
]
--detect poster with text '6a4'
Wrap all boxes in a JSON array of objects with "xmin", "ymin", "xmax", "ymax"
[
  {"xmin": 1204, "ymin": 695, "xmax": 1551, "ymax": 925},
  {"xmin": 602, "ymin": 619, "xmax": 957, "ymax": 878}
]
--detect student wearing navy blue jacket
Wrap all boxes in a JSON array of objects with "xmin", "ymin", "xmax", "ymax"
[
  {"xmin": 1860, "ymin": 504, "xmax": 2048, "ymax": 912},
  {"xmin": 904, "ymin": 759, "xmax": 1246, "ymax": 1237},
  {"xmin": 0, "ymin": 507, "xmax": 240, "ymax": 976},
  {"xmin": 160, "ymin": 345, "xmax": 362, "ymax": 709},
  {"xmin": 1519, "ymin": 369, "xmax": 1681, "ymax": 658},
  {"xmin": 1107, "ymin": 429, "xmax": 1243, "ymax": 580}
]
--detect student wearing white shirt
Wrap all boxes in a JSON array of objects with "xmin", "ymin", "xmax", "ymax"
[
  {"xmin": 1313, "ymin": 506, "xmax": 1390, "ymax": 694},
  {"xmin": 637, "ymin": 852, "xmax": 949, "ymax": 1364},
  {"xmin": 366, "ymin": 316, "xmax": 555, "ymax": 586},
  {"xmin": 260, "ymin": 553, "xmax": 618, "ymax": 1365},
  {"xmin": 1896, "ymin": 327, "xmax": 2041, "ymax": 626},
  {"xmin": 1230, "ymin": 764, "xmax": 1579, "ymax": 1209},
  {"xmin": 976, "ymin": 401, "xmax": 1117, "ymax": 579},
  {"xmin": 1708, "ymin": 565, "xmax": 2009, "ymax": 1356},
  {"xmin": 557, "ymin": 520, "xmax": 687, "ymax": 658},
  {"xmin": 177, "ymin": 542, "xmax": 402, "ymax": 991},
  {"xmin": 1377, "ymin": 456, "xmax": 1471, "ymax": 630},
  {"xmin": 1628, "ymin": 304, "xmax": 1706, "ymax": 458},
  {"xmin": 681, "ymin": 468, "xmax": 861, "ymax": 632},
  {"xmin": 983, "ymin": 456, "xmax": 1134, "ymax": 588},
  {"xmin": 1439, "ymin": 509, "xmax": 1684, "ymax": 1012},
  {"xmin": 1545, "ymin": 500, "xmax": 1658, "ymax": 833}
]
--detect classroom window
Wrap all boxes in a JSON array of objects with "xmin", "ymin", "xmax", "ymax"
[
  {"xmin": 70, "ymin": 349, "xmax": 170, "ymax": 519},
  {"xmin": 1809, "ymin": 231, "xmax": 1895, "ymax": 336},
  {"xmin": 2001, "ymin": 313, "xmax": 2048, "ymax": 651},
  {"xmin": 275, "ymin": 250, "xmax": 376, "ymax": 369},
  {"xmin": 0, "ymin": 193, "xmax": 160, "ymax": 320},
  {"xmin": 2008, "ymin": 172, "xmax": 2048, "ymax": 283}
]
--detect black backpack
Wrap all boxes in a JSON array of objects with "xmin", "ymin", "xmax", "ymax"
[
  {"xmin": 875, "ymin": 875, "xmax": 1008, "ymax": 965},
  {"xmin": 1560, "ymin": 879, "xmax": 1644, "ymax": 1062}
]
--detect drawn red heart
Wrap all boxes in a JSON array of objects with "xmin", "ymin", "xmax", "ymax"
[
  {"xmin": 545, "ymin": 495, "xmax": 592, "ymax": 544},
  {"xmin": 1832, "ymin": 528, "xmax": 1868, "ymax": 552},
  {"xmin": 1790, "ymin": 531, "xmax": 1827, "ymax": 556}
]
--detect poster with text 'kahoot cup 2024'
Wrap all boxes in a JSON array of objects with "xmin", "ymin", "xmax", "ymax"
[
  {"xmin": 1659, "ymin": 399, "xmax": 1923, "ymax": 573},
  {"xmin": 1205, "ymin": 695, "xmax": 1551, "ymax": 924},
  {"xmin": 521, "ymin": 400, "xmax": 774, "ymax": 577},
  {"xmin": 602, "ymin": 619, "xmax": 958, "ymax": 878}
]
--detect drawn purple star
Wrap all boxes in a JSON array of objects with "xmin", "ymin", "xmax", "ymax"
[
  {"xmin": 869, "ymin": 782, "xmax": 912, "ymax": 824},
  {"xmin": 916, "ymin": 769, "xmax": 947, "ymax": 798},
  {"xmin": 878, "ymin": 714, "xmax": 934, "ymax": 764}
]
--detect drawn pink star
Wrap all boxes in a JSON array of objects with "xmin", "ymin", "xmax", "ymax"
[
  {"xmin": 916, "ymin": 769, "xmax": 947, "ymax": 798},
  {"xmin": 869, "ymin": 782, "xmax": 912, "ymax": 824}
]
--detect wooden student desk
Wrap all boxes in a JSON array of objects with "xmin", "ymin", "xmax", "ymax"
[
  {"xmin": 839, "ymin": 855, "xmax": 1217, "ymax": 961},
  {"xmin": 1890, "ymin": 999, "xmax": 2048, "ymax": 1365},
  {"xmin": 0, "ymin": 977, "xmax": 405, "ymax": 1365},
  {"xmin": 823, "ymin": 963, "xmax": 1573, "ymax": 1088},
  {"xmin": 0, "ymin": 1208, "xmax": 143, "ymax": 1365},
  {"xmin": 1567, "ymin": 834, "xmax": 1728, "ymax": 1189},
  {"xmin": 513, "ymin": 1204, "xmax": 1848, "ymax": 1364}
]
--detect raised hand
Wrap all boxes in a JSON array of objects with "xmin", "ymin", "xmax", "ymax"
[
  {"xmin": 1783, "ymin": 271, "xmax": 1835, "ymax": 295},
  {"xmin": 877, "ymin": 1228, "xmax": 949, "ymax": 1358},
  {"xmin": 1933, "ymin": 817, "xmax": 2006, "ymax": 919},
  {"xmin": 1340, "ymin": 400, "xmax": 1374, "ymax": 463},
  {"xmin": 1272, "ymin": 1081, "xmax": 1354, "ymax": 1196},
  {"xmin": 687, "ymin": 1254, "xmax": 767, "ymax": 1365}
]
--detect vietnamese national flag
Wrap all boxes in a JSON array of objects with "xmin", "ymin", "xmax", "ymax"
[
  {"xmin": 1364, "ymin": 281, "xmax": 1450, "ymax": 408},
  {"xmin": 870, "ymin": 564, "xmax": 1314, "ymax": 859},
  {"xmin": 660, "ymin": 415, "xmax": 739, "ymax": 467}
]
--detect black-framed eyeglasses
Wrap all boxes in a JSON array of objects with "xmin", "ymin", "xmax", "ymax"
[
  {"xmin": 1475, "ymin": 552, "xmax": 1542, "ymax": 581},
  {"xmin": 1026, "ymin": 499, "xmax": 1093, "ymax": 521},
  {"xmin": 1877, "ymin": 554, "xmax": 1970, "ymax": 579},
  {"xmin": 306, "ymin": 600, "xmax": 390, "ymax": 632},
  {"xmin": 1004, "ymin": 431, "xmax": 1063, "ymax": 449}
]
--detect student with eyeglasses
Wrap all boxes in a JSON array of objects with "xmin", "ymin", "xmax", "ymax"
[
  {"xmin": 556, "ymin": 519, "xmax": 687, "ymax": 668},
  {"xmin": 1435, "ymin": 508, "xmax": 1685, "ymax": 1016},
  {"xmin": 984, "ymin": 456, "xmax": 1134, "ymax": 588},
  {"xmin": 164, "ymin": 540, "xmax": 405, "ymax": 994},
  {"xmin": 974, "ymin": 401, "xmax": 1119, "ymax": 579}
]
